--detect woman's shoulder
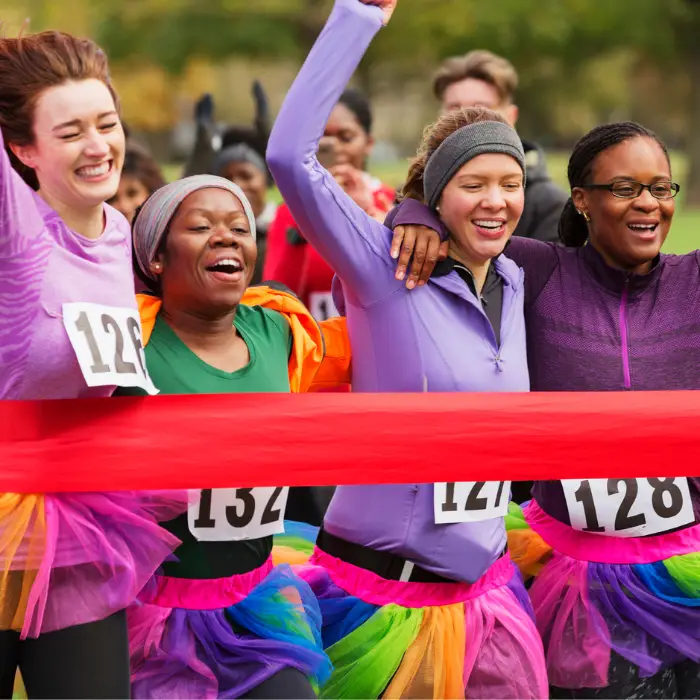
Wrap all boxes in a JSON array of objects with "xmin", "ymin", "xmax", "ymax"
[{"xmin": 236, "ymin": 303, "xmax": 291, "ymax": 341}]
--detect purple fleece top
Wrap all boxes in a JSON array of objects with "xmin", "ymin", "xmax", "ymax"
[
  {"xmin": 268, "ymin": 0, "xmax": 531, "ymax": 582},
  {"xmin": 0, "ymin": 129, "xmax": 135, "ymax": 400},
  {"xmin": 389, "ymin": 198, "xmax": 700, "ymax": 527}
]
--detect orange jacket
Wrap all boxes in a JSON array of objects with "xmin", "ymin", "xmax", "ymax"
[{"xmin": 136, "ymin": 286, "xmax": 351, "ymax": 393}]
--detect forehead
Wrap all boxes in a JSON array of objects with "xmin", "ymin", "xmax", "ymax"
[
  {"xmin": 33, "ymin": 79, "xmax": 116, "ymax": 127},
  {"xmin": 592, "ymin": 136, "xmax": 670, "ymax": 180},
  {"xmin": 177, "ymin": 187, "xmax": 246, "ymax": 216},
  {"xmin": 443, "ymin": 78, "xmax": 502, "ymax": 109},
  {"xmin": 452, "ymin": 152, "xmax": 523, "ymax": 178},
  {"xmin": 326, "ymin": 103, "xmax": 362, "ymax": 131}
]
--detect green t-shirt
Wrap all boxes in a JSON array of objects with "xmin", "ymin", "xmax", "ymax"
[{"xmin": 117, "ymin": 304, "xmax": 291, "ymax": 579}]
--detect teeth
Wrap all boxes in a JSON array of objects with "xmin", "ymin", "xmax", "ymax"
[
  {"xmin": 211, "ymin": 259, "xmax": 241, "ymax": 271},
  {"xmin": 77, "ymin": 162, "xmax": 110, "ymax": 178},
  {"xmin": 474, "ymin": 220, "xmax": 503, "ymax": 229},
  {"xmin": 629, "ymin": 224, "xmax": 655, "ymax": 230}
]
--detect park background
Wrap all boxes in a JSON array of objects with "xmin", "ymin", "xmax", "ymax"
[{"xmin": 5, "ymin": 0, "xmax": 700, "ymax": 251}]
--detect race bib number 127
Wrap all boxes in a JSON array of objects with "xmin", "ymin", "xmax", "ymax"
[
  {"xmin": 434, "ymin": 481, "xmax": 510, "ymax": 524},
  {"xmin": 562, "ymin": 477, "xmax": 694, "ymax": 537},
  {"xmin": 63, "ymin": 302, "xmax": 157, "ymax": 394}
]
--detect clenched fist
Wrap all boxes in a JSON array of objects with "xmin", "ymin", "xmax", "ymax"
[{"xmin": 357, "ymin": 0, "xmax": 397, "ymax": 25}]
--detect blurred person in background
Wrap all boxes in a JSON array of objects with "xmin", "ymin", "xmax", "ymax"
[
  {"xmin": 184, "ymin": 86, "xmax": 273, "ymax": 283},
  {"xmin": 263, "ymin": 88, "xmax": 395, "ymax": 322},
  {"xmin": 434, "ymin": 50, "xmax": 567, "ymax": 245},
  {"xmin": 108, "ymin": 144, "xmax": 166, "ymax": 224}
]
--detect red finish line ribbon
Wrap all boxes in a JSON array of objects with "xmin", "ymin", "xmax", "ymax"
[{"xmin": 0, "ymin": 391, "xmax": 698, "ymax": 493}]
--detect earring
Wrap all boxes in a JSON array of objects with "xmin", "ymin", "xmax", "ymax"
[
  {"xmin": 577, "ymin": 210, "xmax": 591, "ymax": 223},
  {"xmin": 153, "ymin": 263, "xmax": 162, "ymax": 272}
]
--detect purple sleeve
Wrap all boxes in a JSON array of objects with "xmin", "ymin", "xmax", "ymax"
[
  {"xmin": 266, "ymin": 0, "xmax": 399, "ymax": 308},
  {"xmin": 504, "ymin": 237, "xmax": 559, "ymax": 307},
  {"xmin": 384, "ymin": 195, "xmax": 560, "ymax": 306},
  {"xmin": 0, "ymin": 128, "xmax": 44, "ymax": 258},
  {"xmin": 384, "ymin": 198, "xmax": 450, "ymax": 241}
]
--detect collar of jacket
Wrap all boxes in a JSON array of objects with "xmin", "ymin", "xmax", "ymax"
[{"xmin": 580, "ymin": 242, "xmax": 662, "ymax": 296}]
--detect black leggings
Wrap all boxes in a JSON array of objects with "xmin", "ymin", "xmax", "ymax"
[
  {"xmin": 0, "ymin": 610, "xmax": 130, "ymax": 699},
  {"xmin": 241, "ymin": 668, "xmax": 316, "ymax": 699},
  {"xmin": 550, "ymin": 652, "xmax": 700, "ymax": 699}
]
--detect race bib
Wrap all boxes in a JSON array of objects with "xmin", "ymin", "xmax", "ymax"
[
  {"xmin": 562, "ymin": 477, "xmax": 695, "ymax": 538},
  {"xmin": 188, "ymin": 487, "xmax": 289, "ymax": 541},
  {"xmin": 62, "ymin": 302, "xmax": 157, "ymax": 394},
  {"xmin": 309, "ymin": 292, "xmax": 338, "ymax": 322},
  {"xmin": 434, "ymin": 481, "xmax": 511, "ymax": 524}
]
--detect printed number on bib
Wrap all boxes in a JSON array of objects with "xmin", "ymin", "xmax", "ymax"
[
  {"xmin": 188, "ymin": 487, "xmax": 289, "ymax": 541},
  {"xmin": 434, "ymin": 481, "xmax": 510, "ymax": 524},
  {"xmin": 62, "ymin": 303, "xmax": 157, "ymax": 394},
  {"xmin": 309, "ymin": 292, "xmax": 337, "ymax": 322},
  {"xmin": 562, "ymin": 477, "xmax": 695, "ymax": 537}
]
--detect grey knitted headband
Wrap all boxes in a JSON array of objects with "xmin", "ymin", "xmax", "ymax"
[{"xmin": 423, "ymin": 121, "xmax": 526, "ymax": 210}]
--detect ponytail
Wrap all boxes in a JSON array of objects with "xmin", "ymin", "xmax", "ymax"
[{"xmin": 558, "ymin": 198, "xmax": 588, "ymax": 247}]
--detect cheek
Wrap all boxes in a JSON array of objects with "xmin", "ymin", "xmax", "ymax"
[
  {"xmin": 441, "ymin": 190, "xmax": 478, "ymax": 221},
  {"xmin": 508, "ymin": 191, "xmax": 526, "ymax": 219}
]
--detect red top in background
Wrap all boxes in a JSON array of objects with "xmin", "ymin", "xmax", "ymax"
[{"xmin": 263, "ymin": 178, "xmax": 395, "ymax": 321}]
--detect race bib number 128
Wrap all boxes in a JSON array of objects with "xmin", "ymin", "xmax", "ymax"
[
  {"xmin": 562, "ymin": 477, "xmax": 694, "ymax": 537},
  {"xmin": 63, "ymin": 302, "xmax": 157, "ymax": 394},
  {"xmin": 434, "ymin": 481, "xmax": 511, "ymax": 524}
]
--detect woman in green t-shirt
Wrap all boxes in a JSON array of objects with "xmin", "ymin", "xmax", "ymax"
[{"xmin": 122, "ymin": 175, "xmax": 343, "ymax": 699}]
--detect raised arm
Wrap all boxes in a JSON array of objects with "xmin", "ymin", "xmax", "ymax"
[
  {"xmin": 266, "ymin": 0, "xmax": 399, "ymax": 308},
  {"xmin": 0, "ymin": 129, "xmax": 44, "ymax": 258}
]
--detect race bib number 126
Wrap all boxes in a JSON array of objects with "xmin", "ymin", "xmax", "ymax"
[
  {"xmin": 562, "ymin": 477, "xmax": 694, "ymax": 537},
  {"xmin": 63, "ymin": 302, "xmax": 157, "ymax": 394},
  {"xmin": 434, "ymin": 481, "xmax": 510, "ymax": 524}
]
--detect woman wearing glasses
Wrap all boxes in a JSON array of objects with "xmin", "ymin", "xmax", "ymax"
[{"xmin": 388, "ymin": 121, "xmax": 700, "ymax": 698}]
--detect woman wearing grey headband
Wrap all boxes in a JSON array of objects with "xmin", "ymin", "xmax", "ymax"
[
  {"xmin": 267, "ymin": 0, "xmax": 546, "ymax": 698},
  {"xmin": 115, "ymin": 174, "xmax": 354, "ymax": 699}
]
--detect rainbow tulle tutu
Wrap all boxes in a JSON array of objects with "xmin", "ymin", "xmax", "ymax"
[
  {"xmin": 128, "ymin": 558, "xmax": 331, "ymax": 699},
  {"xmin": 507, "ymin": 500, "xmax": 700, "ymax": 689},
  {"xmin": 275, "ymin": 522, "xmax": 548, "ymax": 699},
  {"xmin": 0, "ymin": 490, "xmax": 188, "ymax": 638}
]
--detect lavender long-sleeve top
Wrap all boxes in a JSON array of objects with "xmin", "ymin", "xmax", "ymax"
[{"xmin": 267, "ymin": 0, "xmax": 531, "ymax": 582}]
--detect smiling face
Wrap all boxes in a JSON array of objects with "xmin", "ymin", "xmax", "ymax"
[
  {"xmin": 11, "ymin": 78, "xmax": 124, "ymax": 211},
  {"xmin": 572, "ymin": 136, "xmax": 674, "ymax": 274},
  {"xmin": 152, "ymin": 188, "xmax": 257, "ymax": 316},
  {"xmin": 438, "ymin": 153, "xmax": 525, "ymax": 266},
  {"xmin": 323, "ymin": 103, "xmax": 373, "ymax": 171}
]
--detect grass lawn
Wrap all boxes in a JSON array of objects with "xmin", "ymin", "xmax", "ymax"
[{"xmin": 164, "ymin": 152, "xmax": 700, "ymax": 255}]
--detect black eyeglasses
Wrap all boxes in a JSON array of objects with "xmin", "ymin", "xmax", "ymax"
[{"xmin": 580, "ymin": 181, "xmax": 680, "ymax": 200}]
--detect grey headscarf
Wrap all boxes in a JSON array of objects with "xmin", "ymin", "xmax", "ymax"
[
  {"xmin": 132, "ymin": 174, "xmax": 257, "ymax": 282},
  {"xmin": 423, "ymin": 121, "xmax": 526, "ymax": 210}
]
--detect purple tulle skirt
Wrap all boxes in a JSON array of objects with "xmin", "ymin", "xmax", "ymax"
[{"xmin": 128, "ymin": 558, "xmax": 331, "ymax": 699}]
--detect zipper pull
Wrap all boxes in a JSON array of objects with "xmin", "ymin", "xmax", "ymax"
[{"xmin": 494, "ymin": 355, "xmax": 504, "ymax": 372}]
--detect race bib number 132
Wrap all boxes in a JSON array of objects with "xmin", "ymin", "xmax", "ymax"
[
  {"xmin": 434, "ymin": 481, "xmax": 510, "ymax": 524},
  {"xmin": 188, "ymin": 487, "xmax": 289, "ymax": 541},
  {"xmin": 562, "ymin": 477, "xmax": 694, "ymax": 537},
  {"xmin": 63, "ymin": 302, "xmax": 157, "ymax": 394}
]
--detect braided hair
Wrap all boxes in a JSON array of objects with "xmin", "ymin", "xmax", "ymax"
[{"xmin": 559, "ymin": 122, "xmax": 670, "ymax": 247}]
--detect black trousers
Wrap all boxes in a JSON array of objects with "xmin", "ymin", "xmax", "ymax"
[
  {"xmin": 0, "ymin": 610, "xmax": 130, "ymax": 699},
  {"xmin": 241, "ymin": 668, "xmax": 316, "ymax": 699},
  {"xmin": 550, "ymin": 652, "xmax": 700, "ymax": 699}
]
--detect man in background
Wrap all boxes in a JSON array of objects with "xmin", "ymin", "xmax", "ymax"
[{"xmin": 434, "ymin": 50, "xmax": 567, "ymax": 243}]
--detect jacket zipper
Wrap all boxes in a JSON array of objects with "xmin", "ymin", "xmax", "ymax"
[{"xmin": 619, "ymin": 279, "xmax": 631, "ymax": 389}]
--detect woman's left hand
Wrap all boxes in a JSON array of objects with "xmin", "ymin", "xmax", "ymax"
[{"xmin": 390, "ymin": 224, "xmax": 448, "ymax": 289}]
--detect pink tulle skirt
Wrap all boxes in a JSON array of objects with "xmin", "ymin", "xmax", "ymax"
[{"xmin": 0, "ymin": 490, "xmax": 189, "ymax": 638}]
